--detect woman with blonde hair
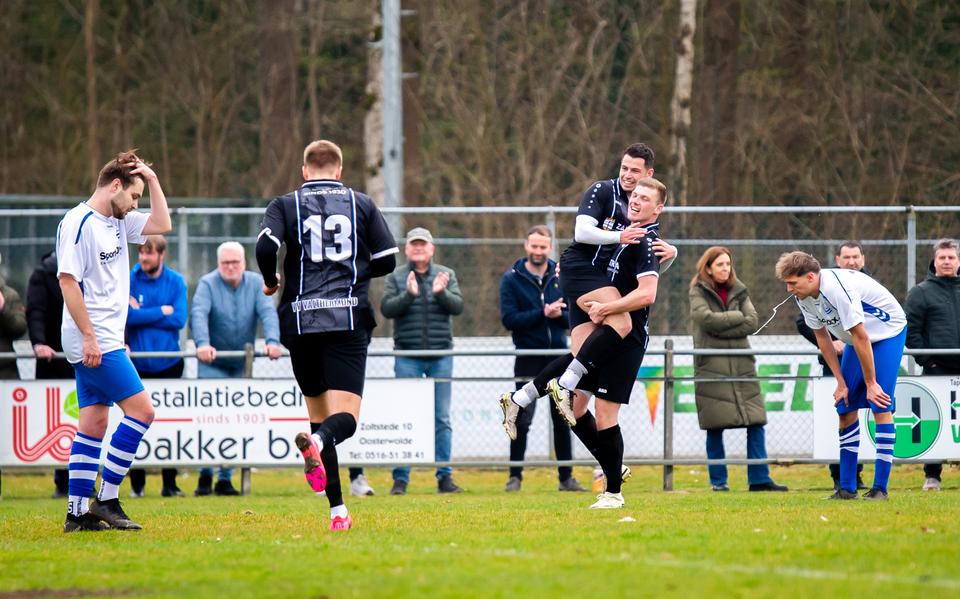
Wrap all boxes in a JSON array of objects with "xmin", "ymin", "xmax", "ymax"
[{"xmin": 689, "ymin": 246, "xmax": 787, "ymax": 492}]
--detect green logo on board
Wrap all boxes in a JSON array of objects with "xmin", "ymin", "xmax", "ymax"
[{"xmin": 868, "ymin": 380, "xmax": 940, "ymax": 458}]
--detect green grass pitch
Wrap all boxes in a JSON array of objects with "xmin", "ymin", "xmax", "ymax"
[{"xmin": 1, "ymin": 465, "xmax": 958, "ymax": 598}]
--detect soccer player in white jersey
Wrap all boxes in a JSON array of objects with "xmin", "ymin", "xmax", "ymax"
[
  {"xmin": 57, "ymin": 150, "xmax": 171, "ymax": 532},
  {"xmin": 776, "ymin": 251, "xmax": 906, "ymax": 500}
]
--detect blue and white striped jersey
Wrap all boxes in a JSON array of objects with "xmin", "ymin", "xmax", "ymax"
[{"xmin": 797, "ymin": 268, "xmax": 906, "ymax": 344}]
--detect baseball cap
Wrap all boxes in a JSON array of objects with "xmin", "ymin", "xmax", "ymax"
[{"xmin": 406, "ymin": 227, "xmax": 434, "ymax": 244}]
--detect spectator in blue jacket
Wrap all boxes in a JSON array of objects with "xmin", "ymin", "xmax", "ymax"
[
  {"xmin": 190, "ymin": 241, "xmax": 282, "ymax": 495},
  {"xmin": 499, "ymin": 225, "xmax": 585, "ymax": 493},
  {"xmin": 126, "ymin": 235, "xmax": 187, "ymax": 498}
]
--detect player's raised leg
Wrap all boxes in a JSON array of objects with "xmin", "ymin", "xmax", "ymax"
[
  {"xmin": 89, "ymin": 387, "xmax": 154, "ymax": 530},
  {"xmin": 297, "ymin": 386, "xmax": 361, "ymax": 531}
]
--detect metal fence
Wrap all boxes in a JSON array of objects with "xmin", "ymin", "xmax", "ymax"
[
  {"xmin": 1, "ymin": 201, "xmax": 958, "ymax": 487},
  {"xmin": 2, "ymin": 202, "xmax": 959, "ymax": 341},
  {"xmin": 5, "ymin": 342, "xmax": 956, "ymax": 491}
]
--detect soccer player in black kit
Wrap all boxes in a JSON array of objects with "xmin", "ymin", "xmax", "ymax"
[
  {"xmin": 256, "ymin": 140, "xmax": 399, "ymax": 531},
  {"xmin": 500, "ymin": 173, "xmax": 670, "ymax": 507}
]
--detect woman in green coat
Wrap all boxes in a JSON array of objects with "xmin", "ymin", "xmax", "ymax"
[{"xmin": 689, "ymin": 246, "xmax": 786, "ymax": 492}]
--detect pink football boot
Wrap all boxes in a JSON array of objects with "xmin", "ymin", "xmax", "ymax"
[
  {"xmin": 294, "ymin": 432, "xmax": 327, "ymax": 493},
  {"xmin": 330, "ymin": 514, "xmax": 353, "ymax": 531}
]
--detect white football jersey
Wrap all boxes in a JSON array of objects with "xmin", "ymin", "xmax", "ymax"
[
  {"xmin": 797, "ymin": 268, "xmax": 905, "ymax": 344},
  {"xmin": 56, "ymin": 203, "xmax": 149, "ymax": 363}
]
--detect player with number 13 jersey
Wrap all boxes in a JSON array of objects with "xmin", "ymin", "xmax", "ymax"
[
  {"xmin": 256, "ymin": 140, "xmax": 398, "ymax": 532},
  {"xmin": 257, "ymin": 163, "xmax": 398, "ymax": 336}
]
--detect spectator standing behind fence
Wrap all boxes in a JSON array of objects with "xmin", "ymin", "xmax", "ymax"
[
  {"xmin": 378, "ymin": 227, "xmax": 464, "ymax": 495},
  {"xmin": 689, "ymin": 247, "xmax": 787, "ymax": 492},
  {"xmin": 190, "ymin": 240, "xmax": 282, "ymax": 496},
  {"xmin": 0, "ymin": 254, "xmax": 27, "ymax": 379},
  {"xmin": 796, "ymin": 240, "xmax": 867, "ymax": 491},
  {"xmin": 499, "ymin": 225, "xmax": 586, "ymax": 493},
  {"xmin": 126, "ymin": 235, "xmax": 187, "ymax": 498},
  {"xmin": 26, "ymin": 250, "xmax": 76, "ymax": 497},
  {"xmin": 905, "ymin": 238, "xmax": 960, "ymax": 492}
]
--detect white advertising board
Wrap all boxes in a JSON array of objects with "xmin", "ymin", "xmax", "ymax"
[
  {"xmin": 1, "ymin": 379, "xmax": 434, "ymax": 467},
  {"xmin": 813, "ymin": 376, "xmax": 960, "ymax": 460}
]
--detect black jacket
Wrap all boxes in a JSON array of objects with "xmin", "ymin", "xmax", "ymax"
[
  {"xmin": 499, "ymin": 258, "xmax": 567, "ymax": 350},
  {"xmin": 26, "ymin": 251, "xmax": 73, "ymax": 378},
  {"xmin": 905, "ymin": 260, "xmax": 960, "ymax": 373}
]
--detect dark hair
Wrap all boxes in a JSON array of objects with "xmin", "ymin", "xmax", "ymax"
[
  {"xmin": 836, "ymin": 240, "xmax": 863, "ymax": 255},
  {"xmin": 690, "ymin": 246, "xmax": 737, "ymax": 289},
  {"xmin": 96, "ymin": 149, "xmax": 146, "ymax": 189},
  {"xmin": 141, "ymin": 235, "xmax": 167, "ymax": 254},
  {"xmin": 303, "ymin": 140, "xmax": 343, "ymax": 171},
  {"xmin": 526, "ymin": 225, "xmax": 552, "ymax": 239},
  {"xmin": 623, "ymin": 143, "xmax": 655, "ymax": 168}
]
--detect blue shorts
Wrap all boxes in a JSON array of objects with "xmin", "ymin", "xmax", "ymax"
[
  {"xmin": 836, "ymin": 328, "xmax": 906, "ymax": 415},
  {"xmin": 72, "ymin": 349, "xmax": 146, "ymax": 409}
]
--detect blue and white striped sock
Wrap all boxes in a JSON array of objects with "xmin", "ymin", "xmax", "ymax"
[
  {"xmin": 838, "ymin": 420, "xmax": 860, "ymax": 493},
  {"xmin": 67, "ymin": 432, "xmax": 102, "ymax": 517},
  {"xmin": 98, "ymin": 416, "xmax": 149, "ymax": 501},
  {"xmin": 873, "ymin": 422, "xmax": 895, "ymax": 492}
]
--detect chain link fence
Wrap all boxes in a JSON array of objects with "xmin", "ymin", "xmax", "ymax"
[{"xmin": 2, "ymin": 201, "xmax": 959, "ymax": 470}]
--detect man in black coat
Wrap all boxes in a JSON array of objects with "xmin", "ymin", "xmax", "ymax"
[
  {"xmin": 905, "ymin": 238, "xmax": 960, "ymax": 491},
  {"xmin": 26, "ymin": 250, "xmax": 75, "ymax": 497}
]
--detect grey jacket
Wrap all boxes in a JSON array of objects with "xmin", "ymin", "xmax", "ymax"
[{"xmin": 381, "ymin": 262, "xmax": 463, "ymax": 350}]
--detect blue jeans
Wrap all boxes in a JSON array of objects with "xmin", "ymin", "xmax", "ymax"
[
  {"xmin": 705, "ymin": 425, "xmax": 772, "ymax": 487},
  {"xmin": 392, "ymin": 356, "xmax": 453, "ymax": 482},
  {"xmin": 197, "ymin": 359, "xmax": 242, "ymax": 481}
]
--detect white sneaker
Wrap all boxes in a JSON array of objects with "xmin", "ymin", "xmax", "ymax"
[
  {"xmin": 499, "ymin": 393, "xmax": 520, "ymax": 440},
  {"xmin": 922, "ymin": 477, "xmax": 941, "ymax": 491},
  {"xmin": 349, "ymin": 474, "xmax": 375, "ymax": 496},
  {"xmin": 589, "ymin": 491, "xmax": 624, "ymax": 509},
  {"xmin": 546, "ymin": 378, "xmax": 576, "ymax": 427}
]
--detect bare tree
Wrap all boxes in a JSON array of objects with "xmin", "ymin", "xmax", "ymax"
[
  {"xmin": 669, "ymin": 0, "xmax": 698, "ymax": 208},
  {"xmin": 363, "ymin": 0, "xmax": 385, "ymax": 204},
  {"xmin": 84, "ymin": 0, "xmax": 98, "ymax": 186}
]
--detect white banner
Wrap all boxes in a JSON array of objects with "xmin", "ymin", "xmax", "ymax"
[
  {"xmin": 0, "ymin": 379, "xmax": 434, "ymax": 467},
  {"xmin": 813, "ymin": 376, "xmax": 960, "ymax": 459}
]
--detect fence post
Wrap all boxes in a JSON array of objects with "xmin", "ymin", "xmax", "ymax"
[
  {"xmin": 243, "ymin": 342, "xmax": 254, "ymax": 378},
  {"xmin": 546, "ymin": 208, "xmax": 558, "ymax": 262},
  {"xmin": 663, "ymin": 338, "xmax": 674, "ymax": 491},
  {"xmin": 906, "ymin": 206, "xmax": 917, "ymax": 374}
]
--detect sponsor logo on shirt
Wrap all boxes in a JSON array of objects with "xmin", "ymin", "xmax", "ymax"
[
  {"xmin": 99, "ymin": 245, "xmax": 123, "ymax": 264},
  {"xmin": 290, "ymin": 297, "xmax": 359, "ymax": 312}
]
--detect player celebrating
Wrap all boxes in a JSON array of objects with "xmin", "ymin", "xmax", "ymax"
[
  {"xmin": 500, "ymin": 145, "xmax": 673, "ymax": 431},
  {"xmin": 256, "ymin": 140, "xmax": 398, "ymax": 531},
  {"xmin": 57, "ymin": 150, "xmax": 171, "ymax": 532},
  {"xmin": 568, "ymin": 178, "xmax": 667, "ymax": 508},
  {"xmin": 776, "ymin": 251, "xmax": 906, "ymax": 500}
]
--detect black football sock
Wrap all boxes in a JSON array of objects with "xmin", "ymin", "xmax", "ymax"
[
  {"xmin": 597, "ymin": 425, "xmax": 624, "ymax": 494},
  {"xmin": 575, "ymin": 324, "xmax": 623, "ymax": 371},
  {"xmin": 572, "ymin": 412, "xmax": 600, "ymax": 462},
  {"xmin": 314, "ymin": 412, "xmax": 358, "ymax": 448},
  {"xmin": 532, "ymin": 353, "xmax": 574, "ymax": 395},
  {"xmin": 322, "ymin": 444, "xmax": 344, "ymax": 508}
]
